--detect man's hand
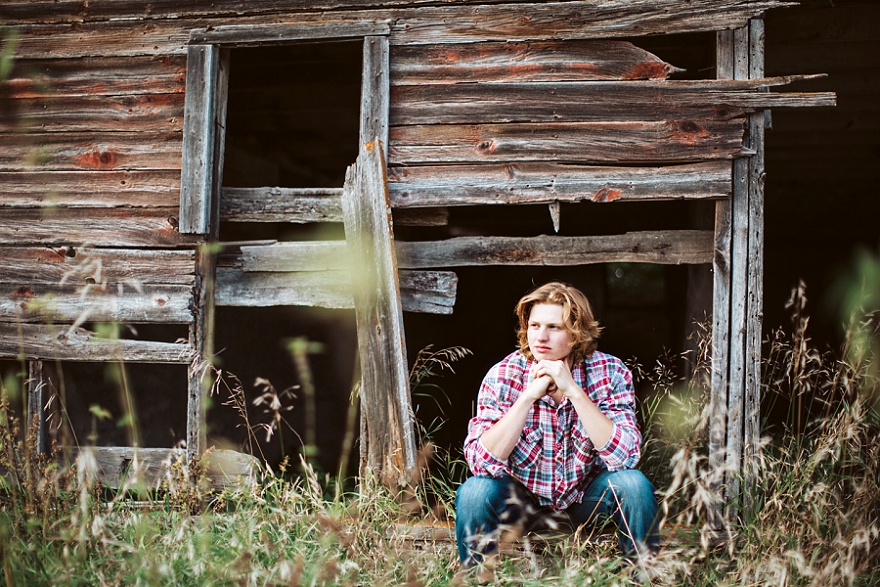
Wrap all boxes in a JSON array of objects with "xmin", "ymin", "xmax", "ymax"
[
  {"xmin": 534, "ymin": 359, "xmax": 585, "ymax": 403},
  {"xmin": 523, "ymin": 368, "xmax": 554, "ymax": 402}
]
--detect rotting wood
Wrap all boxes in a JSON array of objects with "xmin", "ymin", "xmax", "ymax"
[
  {"xmin": 4, "ymin": 55, "xmax": 187, "ymax": 98},
  {"xmin": 190, "ymin": 21, "xmax": 391, "ymax": 46},
  {"xmin": 0, "ymin": 247, "xmax": 195, "ymax": 287},
  {"xmin": 393, "ymin": 207, "xmax": 449, "ymax": 227},
  {"xmin": 2, "ymin": 1, "xmax": 791, "ymax": 57},
  {"xmin": 390, "ymin": 40, "xmax": 681, "ymax": 85},
  {"xmin": 0, "ymin": 208, "xmax": 199, "ymax": 247},
  {"xmin": 0, "ymin": 284, "xmax": 194, "ymax": 324},
  {"xmin": 390, "ymin": 79, "xmax": 834, "ymax": 126},
  {"xmin": 387, "ymin": 161, "xmax": 732, "ymax": 207},
  {"xmin": 342, "ymin": 141, "xmax": 416, "ymax": 481},
  {"xmin": 1, "ymin": 323, "xmax": 195, "ymax": 363},
  {"xmin": 214, "ymin": 268, "xmax": 457, "ymax": 314},
  {"xmin": 0, "ymin": 132, "xmax": 182, "ymax": 172},
  {"xmin": 0, "ymin": 94, "xmax": 184, "ymax": 134},
  {"xmin": 0, "ymin": 171, "xmax": 180, "ymax": 208},
  {"xmin": 64, "ymin": 446, "xmax": 258, "ymax": 491},
  {"xmin": 220, "ymin": 187, "xmax": 343, "ymax": 223},
  {"xmin": 388, "ymin": 120, "xmax": 748, "ymax": 166}
]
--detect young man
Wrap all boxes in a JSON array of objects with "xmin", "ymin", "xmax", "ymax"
[{"xmin": 456, "ymin": 282, "xmax": 658, "ymax": 568}]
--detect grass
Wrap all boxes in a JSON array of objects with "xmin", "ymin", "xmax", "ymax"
[{"xmin": 1, "ymin": 281, "xmax": 878, "ymax": 586}]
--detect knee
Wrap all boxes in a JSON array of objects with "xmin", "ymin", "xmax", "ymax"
[
  {"xmin": 602, "ymin": 470, "xmax": 657, "ymax": 509},
  {"xmin": 456, "ymin": 476, "xmax": 513, "ymax": 519}
]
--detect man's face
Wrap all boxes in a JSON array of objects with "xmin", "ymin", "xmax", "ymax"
[{"xmin": 527, "ymin": 303, "xmax": 574, "ymax": 362}]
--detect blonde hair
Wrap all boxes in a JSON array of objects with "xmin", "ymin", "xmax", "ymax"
[{"xmin": 515, "ymin": 282, "xmax": 602, "ymax": 364}]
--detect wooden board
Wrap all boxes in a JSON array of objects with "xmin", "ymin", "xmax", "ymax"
[
  {"xmin": 387, "ymin": 160, "xmax": 732, "ymax": 207},
  {"xmin": 2, "ymin": 2, "xmax": 790, "ymax": 55},
  {"xmin": 342, "ymin": 141, "xmax": 416, "ymax": 479},
  {"xmin": 0, "ymin": 323, "xmax": 195, "ymax": 362},
  {"xmin": 0, "ymin": 94, "xmax": 184, "ymax": 133},
  {"xmin": 0, "ymin": 171, "xmax": 180, "ymax": 208},
  {"xmin": 390, "ymin": 79, "xmax": 834, "ymax": 125},
  {"xmin": 0, "ymin": 208, "xmax": 200, "ymax": 247},
  {"xmin": 4, "ymin": 55, "xmax": 187, "ymax": 98},
  {"xmin": 220, "ymin": 187, "xmax": 343, "ymax": 223},
  {"xmin": 0, "ymin": 133, "xmax": 181, "ymax": 172},
  {"xmin": 390, "ymin": 40, "xmax": 681, "ymax": 85},
  {"xmin": 0, "ymin": 246, "xmax": 195, "ymax": 287},
  {"xmin": 0, "ymin": 283, "xmax": 193, "ymax": 324},
  {"xmin": 388, "ymin": 120, "xmax": 747, "ymax": 165},
  {"xmin": 215, "ymin": 268, "xmax": 457, "ymax": 314}
]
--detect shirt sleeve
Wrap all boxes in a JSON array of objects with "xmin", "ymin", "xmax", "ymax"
[
  {"xmin": 587, "ymin": 358, "xmax": 642, "ymax": 471},
  {"xmin": 463, "ymin": 363, "xmax": 516, "ymax": 477}
]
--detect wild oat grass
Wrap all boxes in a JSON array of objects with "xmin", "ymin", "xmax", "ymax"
[{"xmin": 1, "ymin": 291, "xmax": 878, "ymax": 586}]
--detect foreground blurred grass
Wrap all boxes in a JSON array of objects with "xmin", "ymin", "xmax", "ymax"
[{"xmin": 1, "ymin": 278, "xmax": 878, "ymax": 586}]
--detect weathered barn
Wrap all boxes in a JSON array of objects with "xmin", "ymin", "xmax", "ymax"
[{"xmin": 0, "ymin": 0, "xmax": 855, "ymax": 492}]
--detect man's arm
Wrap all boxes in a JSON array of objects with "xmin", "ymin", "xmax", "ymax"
[
  {"xmin": 535, "ymin": 359, "xmax": 615, "ymax": 448},
  {"xmin": 479, "ymin": 372, "xmax": 552, "ymax": 460}
]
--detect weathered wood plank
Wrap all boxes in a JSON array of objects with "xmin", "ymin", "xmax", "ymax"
[
  {"xmin": 221, "ymin": 231, "xmax": 712, "ymax": 273},
  {"xmin": 388, "ymin": 120, "xmax": 747, "ymax": 165},
  {"xmin": 4, "ymin": 56, "xmax": 187, "ymax": 98},
  {"xmin": 0, "ymin": 323, "xmax": 195, "ymax": 363},
  {"xmin": 391, "ymin": 40, "xmax": 681, "ymax": 85},
  {"xmin": 0, "ymin": 133, "xmax": 182, "ymax": 172},
  {"xmin": 0, "ymin": 246, "xmax": 195, "ymax": 287},
  {"xmin": 393, "ymin": 207, "xmax": 448, "ymax": 227},
  {"xmin": 214, "ymin": 268, "xmax": 457, "ymax": 315},
  {"xmin": 396, "ymin": 232, "xmax": 714, "ymax": 267},
  {"xmin": 0, "ymin": 94, "xmax": 184, "ymax": 133},
  {"xmin": 2, "ymin": 2, "xmax": 792, "ymax": 56},
  {"xmin": 191, "ymin": 21, "xmax": 390, "ymax": 46},
  {"xmin": 26, "ymin": 361, "xmax": 47, "ymax": 454},
  {"xmin": 387, "ymin": 161, "xmax": 732, "ymax": 207},
  {"xmin": 0, "ymin": 284, "xmax": 193, "ymax": 324},
  {"xmin": 0, "ymin": 208, "xmax": 199, "ymax": 247},
  {"xmin": 0, "ymin": 171, "xmax": 180, "ymax": 208},
  {"xmin": 360, "ymin": 35, "xmax": 390, "ymax": 154},
  {"xmin": 342, "ymin": 140, "xmax": 415, "ymax": 480},
  {"xmin": 220, "ymin": 187, "xmax": 343, "ymax": 223},
  {"xmin": 63, "ymin": 447, "xmax": 258, "ymax": 490},
  {"xmin": 390, "ymin": 79, "xmax": 835, "ymax": 125},
  {"xmin": 180, "ymin": 45, "xmax": 221, "ymax": 235},
  {"xmin": 0, "ymin": 0, "xmax": 790, "ymax": 30}
]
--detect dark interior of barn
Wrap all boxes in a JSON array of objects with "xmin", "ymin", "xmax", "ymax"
[{"xmin": 4, "ymin": 1, "xmax": 874, "ymax": 482}]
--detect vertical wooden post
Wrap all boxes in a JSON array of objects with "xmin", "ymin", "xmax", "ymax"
[
  {"xmin": 360, "ymin": 35, "xmax": 390, "ymax": 152},
  {"xmin": 185, "ymin": 45, "xmax": 229, "ymax": 466},
  {"xmin": 343, "ymin": 141, "xmax": 417, "ymax": 486},
  {"xmin": 26, "ymin": 360, "xmax": 47, "ymax": 454},
  {"xmin": 714, "ymin": 21, "xmax": 766, "ymax": 510}
]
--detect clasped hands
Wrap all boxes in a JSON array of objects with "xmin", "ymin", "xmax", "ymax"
[{"xmin": 524, "ymin": 359, "xmax": 583, "ymax": 403}]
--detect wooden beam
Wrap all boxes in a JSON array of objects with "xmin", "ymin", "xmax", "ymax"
[
  {"xmin": 221, "ymin": 231, "xmax": 713, "ymax": 273},
  {"xmin": 342, "ymin": 141, "xmax": 416, "ymax": 481},
  {"xmin": 0, "ymin": 208, "xmax": 200, "ymax": 247},
  {"xmin": 0, "ymin": 246, "xmax": 195, "ymax": 287},
  {"xmin": 0, "ymin": 132, "xmax": 182, "ymax": 172},
  {"xmin": 26, "ymin": 361, "xmax": 47, "ymax": 454},
  {"xmin": 3, "ymin": 2, "xmax": 792, "ymax": 56},
  {"xmin": 179, "ymin": 44, "xmax": 221, "ymax": 235},
  {"xmin": 0, "ymin": 323, "xmax": 194, "ymax": 363},
  {"xmin": 388, "ymin": 120, "xmax": 748, "ymax": 166},
  {"xmin": 220, "ymin": 187, "xmax": 343, "ymax": 223},
  {"xmin": 361, "ymin": 35, "xmax": 391, "ymax": 156},
  {"xmin": 387, "ymin": 161, "xmax": 732, "ymax": 208},
  {"xmin": 214, "ymin": 268, "xmax": 457, "ymax": 315},
  {"xmin": 390, "ymin": 40, "xmax": 680, "ymax": 85},
  {"xmin": 0, "ymin": 284, "xmax": 193, "ymax": 324},
  {"xmin": 64, "ymin": 446, "xmax": 258, "ymax": 490},
  {"xmin": 0, "ymin": 171, "xmax": 180, "ymax": 209},
  {"xmin": 189, "ymin": 20, "xmax": 390, "ymax": 46},
  {"xmin": 390, "ymin": 79, "xmax": 834, "ymax": 126}
]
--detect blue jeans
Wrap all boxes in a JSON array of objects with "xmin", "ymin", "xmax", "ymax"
[{"xmin": 455, "ymin": 470, "xmax": 658, "ymax": 567}]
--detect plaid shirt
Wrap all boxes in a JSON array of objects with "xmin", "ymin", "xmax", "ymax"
[{"xmin": 464, "ymin": 350, "xmax": 641, "ymax": 511}]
